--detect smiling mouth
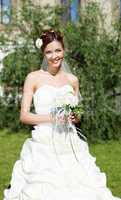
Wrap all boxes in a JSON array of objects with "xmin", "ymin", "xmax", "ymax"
[
  {"xmin": 53, "ymin": 60, "xmax": 60, "ymax": 63},
  {"xmin": 52, "ymin": 59, "xmax": 61, "ymax": 64}
]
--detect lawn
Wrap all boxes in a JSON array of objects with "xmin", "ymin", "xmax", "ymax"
[{"xmin": 0, "ymin": 129, "xmax": 121, "ymax": 200}]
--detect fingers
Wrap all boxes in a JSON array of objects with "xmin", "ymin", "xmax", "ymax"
[
  {"xmin": 68, "ymin": 113, "xmax": 80, "ymax": 124},
  {"xmin": 68, "ymin": 113, "xmax": 75, "ymax": 122},
  {"xmin": 57, "ymin": 115, "xmax": 65, "ymax": 123},
  {"xmin": 56, "ymin": 113, "xmax": 80, "ymax": 124}
]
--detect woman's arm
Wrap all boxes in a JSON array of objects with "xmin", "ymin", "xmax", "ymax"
[
  {"xmin": 68, "ymin": 74, "xmax": 80, "ymax": 124},
  {"xmin": 20, "ymin": 72, "xmax": 53, "ymax": 125}
]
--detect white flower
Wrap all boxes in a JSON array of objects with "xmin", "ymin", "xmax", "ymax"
[
  {"xmin": 54, "ymin": 96, "xmax": 65, "ymax": 107},
  {"xmin": 35, "ymin": 38, "xmax": 43, "ymax": 49},
  {"xmin": 61, "ymin": 92, "xmax": 77, "ymax": 106},
  {"xmin": 54, "ymin": 92, "xmax": 78, "ymax": 107}
]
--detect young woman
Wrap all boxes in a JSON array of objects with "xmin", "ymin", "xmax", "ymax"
[{"xmin": 4, "ymin": 29, "xmax": 120, "ymax": 200}]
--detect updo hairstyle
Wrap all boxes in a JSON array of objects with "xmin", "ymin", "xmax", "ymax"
[{"xmin": 40, "ymin": 29, "xmax": 64, "ymax": 52}]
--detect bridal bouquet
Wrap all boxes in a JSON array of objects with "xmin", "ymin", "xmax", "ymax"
[
  {"xmin": 51, "ymin": 91, "xmax": 84, "ymax": 124},
  {"xmin": 51, "ymin": 91, "xmax": 87, "ymax": 161}
]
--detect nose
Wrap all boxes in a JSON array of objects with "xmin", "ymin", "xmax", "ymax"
[{"xmin": 51, "ymin": 51, "xmax": 58, "ymax": 59}]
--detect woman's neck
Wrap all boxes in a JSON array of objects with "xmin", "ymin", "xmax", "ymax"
[{"xmin": 47, "ymin": 66, "xmax": 61, "ymax": 76}]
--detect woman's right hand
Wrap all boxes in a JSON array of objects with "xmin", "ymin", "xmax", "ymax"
[{"xmin": 56, "ymin": 115, "xmax": 66, "ymax": 124}]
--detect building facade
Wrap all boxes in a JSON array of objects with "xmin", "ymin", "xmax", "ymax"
[{"xmin": 0, "ymin": 0, "xmax": 120, "ymax": 30}]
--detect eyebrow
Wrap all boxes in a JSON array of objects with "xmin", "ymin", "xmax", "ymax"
[
  {"xmin": 45, "ymin": 48, "xmax": 62, "ymax": 52},
  {"xmin": 45, "ymin": 50, "xmax": 51, "ymax": 53}
]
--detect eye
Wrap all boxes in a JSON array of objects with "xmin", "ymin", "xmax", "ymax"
[
  {"xmin": 55, "ymin": 49, "xmax": 62, "ymax": 52},
  {"xmin": 45, "ymin": 50, "xmax": 52, "ymax": 54}
]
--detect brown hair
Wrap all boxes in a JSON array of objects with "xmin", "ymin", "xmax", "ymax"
[{"xmin": 40, "ymin": 29, "xmax": 64, "ymax": 52}]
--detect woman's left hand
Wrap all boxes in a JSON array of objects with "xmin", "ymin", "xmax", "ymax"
[{"xmin": 68, "ymin": 112, "xmax": 80, "ymax": 124}]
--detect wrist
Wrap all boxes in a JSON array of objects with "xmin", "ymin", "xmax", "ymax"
[{"xmin": 48, "ymin": 114, "xmax": 55, "ymax": 123}]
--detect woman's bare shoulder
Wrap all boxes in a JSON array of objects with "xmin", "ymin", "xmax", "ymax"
[
  {"xmin": 23, "ymin": 70, "xmax": 44, "ymax": 91},
  {"xmin": 66, "ymin": 72, "xmax": 79, "ymax": 85},
  {"xmin": 26, "ymin": 70, "xmax": 43, "ymax": 79},
  {"xmin": 25, "ymin": 70, "xmax": 44, "ymax": 84}
]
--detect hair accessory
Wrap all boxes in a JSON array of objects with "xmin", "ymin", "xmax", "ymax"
[{"xmin": 35, "ymin": 38, "xmax": 43, "ymax": 49}]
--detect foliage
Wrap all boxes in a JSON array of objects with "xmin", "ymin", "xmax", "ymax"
[
  {"xmin": 64, "ymin": 2, "xmax": 121, "ymax": 142},
  {"xmin": 0, "ymin": 1, "xmax": 63, "ymax": 132},
  {"xmin": 0, "ymin": 1, "xmax": 121, "ymax": 142},
  {"xmin": 0, "ymin": 49, "xmax": 40, "ymax": 131}
]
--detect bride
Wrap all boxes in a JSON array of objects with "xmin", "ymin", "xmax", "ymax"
[{"xmin": 4, "ymin": 29, "xmax": 121, "ymax": 200}]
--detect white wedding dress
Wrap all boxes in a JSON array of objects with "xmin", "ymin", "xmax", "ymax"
[{"xmin": 4, "ymin": 84, "xmax": 121, "ymax": 200}]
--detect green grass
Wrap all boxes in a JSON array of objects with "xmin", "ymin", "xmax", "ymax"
[
  {"xmin": 0, "ymin": 129, "xmax": 29, "ymax": 200},
  {"xmin": 90, "ymin": 140, "xmax": 121, "ymax": 197},
  {"xmin": 0, "ymin": 129, "xmax": 121, "ymax": 200}
]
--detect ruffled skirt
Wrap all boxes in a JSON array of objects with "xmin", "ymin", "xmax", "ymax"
[{"xmin": 3, "ymin": 123, "xmax": 121, "ymax": 200}]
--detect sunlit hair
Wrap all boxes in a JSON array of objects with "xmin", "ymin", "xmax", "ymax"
[{"xmin": 40, "ymin": 29, "xmax": 64, "ymax": 52}]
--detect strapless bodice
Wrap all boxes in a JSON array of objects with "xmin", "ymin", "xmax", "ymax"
[
  {"xmin": 32, "ymin": 84, "xmax": 79, "ymax": 145},
  {"xmin": 33, "ymin": 84, "xmax": 75, "ymax": 114}
]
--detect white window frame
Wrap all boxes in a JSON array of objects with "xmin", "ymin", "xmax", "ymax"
[{"xmin": 0, "ymin": 0, "xmax": 11, "ymax": 24}]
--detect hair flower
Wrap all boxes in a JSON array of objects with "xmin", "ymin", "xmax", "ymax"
[{"xmin": 35, "ymin": 38, "xmax": 43, "ymax": 49}]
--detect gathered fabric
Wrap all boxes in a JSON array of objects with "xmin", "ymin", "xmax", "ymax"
[{"xmin": 4, "ymin": 84, "xmax": 121, "ymax": 200}]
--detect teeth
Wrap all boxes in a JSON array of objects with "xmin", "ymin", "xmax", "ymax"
[
  {"xmin": 53, "ymin": 60, "xmax": 59, "ymax": 63},
  {"xmin": 51, "ymin": 59, "xmax": 61, "ymax": 64}
]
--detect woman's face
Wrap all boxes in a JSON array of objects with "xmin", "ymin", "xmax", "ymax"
[{"xmin": 44, "ymin": 40, "xmax": 64, "ymax": 70}]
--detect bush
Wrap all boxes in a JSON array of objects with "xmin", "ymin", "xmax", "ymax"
[
  {"xmin": 64, "ymin": 3, "xmax": 121, "ymax": 142},
  {"xmin": 0, "ymin": 49, "xmax": 41, "ymax": 131}
]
